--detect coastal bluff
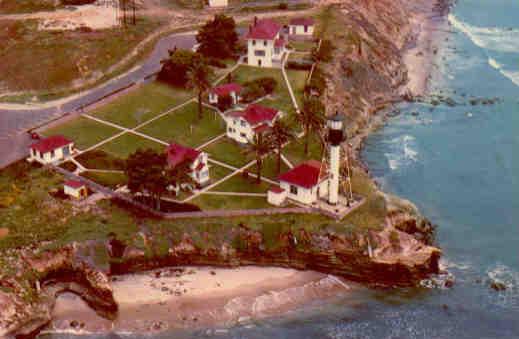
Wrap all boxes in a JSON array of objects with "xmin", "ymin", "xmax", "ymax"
[{"xmin": 0, "ymin": 208, "xmax": 440, "ymax": 338}]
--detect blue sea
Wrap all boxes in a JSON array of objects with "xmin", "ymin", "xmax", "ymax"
[{"xmin": 41, "ymin": 1, "xmax": 519, "ymax": 338}]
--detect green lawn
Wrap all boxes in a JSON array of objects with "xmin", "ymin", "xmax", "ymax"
[
  {"xmin": 283, "ymin": 134, "xmax": 323, "ymax": 166},
  {"xmin": 231, "ymin": 65, "xmax": 295, "ymax": 117},
  {"xmin": 252, "ymin": 155, "xmax": 289, "ymax": 180},
  {"xmin": 42, "ymin": 117, "xmax": 120, "ymax": 150},
  {"xmin": 202, "ymin": 138, "xmax": 253, "ymax": 168},
  {"xmin": 286, "ymin": 69, "xmax": 309, "ymax": 108},
  {"xmin": 75, "ymin": 150, "xmax": 126, "ymax": 171},
  {"xmin": 209, "ymin": 163, "xmax": 234, "ymax": 182},
  {"xmin": 137, "ymin": 103, "xmax": 225, "ymax": 148},
  {"xmin": 91, "ymin": 82, "xmax": 192, "ymax": 128},
  {"xmin": 97, "ymin": 133, "xmax": 164, "ymax": 159},
  {"xmin": 191, "ymin": 194, "xmax": 271, "ymax": 211},
  {"xmin": 289, "ymin": 40, "xmax": 316, "ymax": 52},
  {"xmin": 211, "ymin": 173, "xmax": 270, "ymax": 193},
  {"xmin": 80, "ymin": 171, "xmax": 128, "ymax": 190}
]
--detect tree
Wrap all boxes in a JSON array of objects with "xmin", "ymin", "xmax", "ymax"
[
  {"xmin": 297, "ymin": 96, "xmax": 325, "ymax": 155},
  {"xmin": 186, "ymin": 56, "xmax": 213, "ymax": 120},
  {"xmin": 158, "ymin": 48, "xmax": 198, "ymax": 87},
  {"xmin": 312, "ymin": 40, "xmax": 335, "ymax": 63},
  {"xmin": 244, "ymin": 132, "xmax": 273, "ymax": 184},
  {"xmin": 196, "ymin": 14, "xmax": 239, "ymax": 59},
  {"xmin": 268, "ymin": 119, "xmax": 295, "ymax": 174},
  {"xmin": 125, "ymin": 149, "xmax": 170, "ymax": 210}
]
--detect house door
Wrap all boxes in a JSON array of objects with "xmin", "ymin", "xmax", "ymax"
[
  {"xmin": 62, "ymin": 146, "xmax": 70, "ymax": 156},
  {"xmin": 258, "ymin": 59, "xmax": 262, "ymax": 67}
]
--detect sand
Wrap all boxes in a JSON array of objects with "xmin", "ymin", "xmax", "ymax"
[
  {"xmin": 402, "ymin": 0, "xmax": 449, "ymax": 96},
  {"xmin": 47, "ymin": 266, "xmax": 352, "ymax": 335}
]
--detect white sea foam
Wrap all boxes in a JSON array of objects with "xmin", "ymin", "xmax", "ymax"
[
  {"xmin": 487, "ymin": 57, "xmax": 519, "ymax": 86},
  {"xmin": 448, "ymin": 14, "xmax": 519, "ymax": 53},
  {"xmin": 384, "ymin": 135, "xmax": 419, "ymax": 171},
  {"xmin": 486, "ymin": 263, "xmax": 519, "ymax": 309}
]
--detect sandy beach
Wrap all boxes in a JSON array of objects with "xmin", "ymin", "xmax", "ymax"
[
  {"xmin": 46, "ymin": 266, "xmax": 353, "ymax": 335},
  {"xmin": 402, "ymin": 0, "xmax": 450, "ymax": 96}
]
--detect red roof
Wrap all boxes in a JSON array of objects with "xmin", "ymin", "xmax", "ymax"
[
  {"xmin": 166, "ymin": 143, "xmax": 201, "ymax": 168},
  {"xmin": 246, "ymin": 19, "xmax": 282, "ymax": 40},
  {"xmin": 274, "ymin": 37, "xmax": 286, "ymax": 48},
  {"xmin": 211, "ymin": 83, "xmax": 242, "ymax": 96},
  {"xmin": 278, "ymin": 160, "xmax": 328, "ymax": 189},
  {"xmin": 31, "ymin": 135, "xmax": 72, "ymax": 154},
  {"xmin": 253, "ymin": 124, "xmax": 271, "ymax": 134},
  {"xmin": 229, "ymin": 104, "xmax": 279, "ymax": 126},
  {"xmin": 64, "ymin": 180, "xmax": 85, "ymax": 189},
  {"xmin": 290, "ymin": 17, "xmax": 315, "ymax": 26},
  {"xmin": 269, "ymin": 185, "xmax": 285, "ymax": 194}
]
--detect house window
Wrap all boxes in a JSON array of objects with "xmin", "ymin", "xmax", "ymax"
[
  {"xmin": 263, "ymin": 40, "xmax": 267, "ymax": 47},
  {"xmin": 304, "ymin": 25, "xmax": 308, "ymax": 33},
  {"xmin": 290, "ymin": 185, "xmax": 298, "ymax": 195},
  {"xmin": 254, "ymin": 50, "xmax": 266, "ymax": 57},
  {"xmin": 240, "ymin": 133, "xmax": 246, "ymax": 138},
  {"xmin": 63, "ymin": 146, "xmax": 70, "ymax": 156},
  {"xmin": 252, "ymin": 40, "xmax": 256, "ymax": 46},
  {"xmin": 274, "ymin": 47, "xmax": 280, "ymax": 55},
  {"xmin": 50, "ymin": 150, "xmax": 55, "ymax": 158},
  {"xmin": 240, "ymin": 120, "xmax": 246, "ymax": 127},
  {"xmin": 233, "ymin": 119, "xmax": 237, "ymax": 125}
]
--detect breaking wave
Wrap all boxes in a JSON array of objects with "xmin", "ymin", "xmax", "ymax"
[
  {"xmin": 448, "ymin": 14, "xmax": 519, "ymax": 53},
  {"xmin": 487, "ymin": 57, "xmax": 519, "ymax": 86},
  {"xmin": 384, "ymin": 135, "xmax": 418, "ymax": 171}
]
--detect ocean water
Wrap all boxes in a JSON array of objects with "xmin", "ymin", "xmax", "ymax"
[{"xmin": 41, "ymin": 1, "xmax": 519, "ymax": 338}]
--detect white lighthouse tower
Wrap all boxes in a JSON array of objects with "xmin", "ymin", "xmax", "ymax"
[{"xmin": 327, "ymin": 113, "xmax": 345, "ymax": 205}]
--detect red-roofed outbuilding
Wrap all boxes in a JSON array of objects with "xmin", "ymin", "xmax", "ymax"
[
  {"xmin": 209, "ymin": 83, "xmax": 242, "ymax": 106},
  {"xmin": 166, "ymin": 143, "xmax": 210, "ymax": 186},
  {"xmin": 289, "ymin": 17, "xmax": 315, "ymax": 36},
  {"xmin": 28, "ymin": 135, "xmax": 74, "ymax": 165},
  {"xmin": 276, "ymin": 160, "xmax": 330, "ymax": 205}
]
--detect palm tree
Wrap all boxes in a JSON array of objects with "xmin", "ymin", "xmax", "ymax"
[
  {"xmin": 297, "ymin": 96, "xmax": 325, "ymax": 155},
  {"xmin": 244, "ymin": 132, "xmax": 274, "ymax": 184},
  {"xmin": 186, "ymin": 56, "xmax": 213, "ymax": 120},
  {"xmin": 269, "ymin": 119, "xmax": 295, "ymax": 174}
]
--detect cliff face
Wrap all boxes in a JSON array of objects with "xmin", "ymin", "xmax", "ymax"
[{"xmin": 0, "ymin": 221, "xmax": 440, "ymax": 338}]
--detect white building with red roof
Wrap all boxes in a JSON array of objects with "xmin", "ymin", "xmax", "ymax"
[
  {"xmin": 289, "ymin": 17, "xmax": 315, "ymax": 36},
  {"xmin": 208, "ymin": 83, "xmax": 242, "ymax": 106},
  {"xmin": 246, "ymin": 18, "xmax": 286, "ymax": 68},
  {"xmin": 273, "ymin": 160, "xmax": 330, "ymax": 205},
  {"xmin": 28, "ymin": 135, "xmax": 74, "ymax": 165},
  {"xmin": 224, "ymin": 104, "xmax": 283, "ymax": 144},
  {"xmin": 166, "ymin": 143, "xmax": 210, "ymax": 186},
  {"xmin": 64, "ymin": 180, "xmax": 88, "ymax": 199}
]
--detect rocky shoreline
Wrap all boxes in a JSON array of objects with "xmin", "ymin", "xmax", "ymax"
[{"xmin": 0, "ymin": 0, "xmax": 452, "ymax": 337}]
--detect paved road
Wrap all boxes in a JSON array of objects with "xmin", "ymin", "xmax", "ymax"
[{"xmin": 0, "ymin": 32, "xmax": 197, "ymax": 168}]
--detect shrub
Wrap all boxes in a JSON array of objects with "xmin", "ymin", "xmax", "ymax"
[
  {"xmin": 216, "ymin": 94, "xmax": 234, "ymax": 111},
  {"xmin": 207, "ymin": 57, "xmax": 227, "ymax": 69},
  {"xmin": 312, "ymin": 39, "xmax": 335, "ymax": 63},
  {"xmin": 242, "ymin": 82, "xmax": 266, "ymax": 103}
]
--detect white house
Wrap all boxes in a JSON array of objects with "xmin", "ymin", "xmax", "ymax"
[
  {"xmin": 166, "ymin": 143, "xmax": 210, "ymax": 187},
  {"xmin": 64, "ymin": 180, "xmax": 88, "ymax": 199},
  {"xmin": 224, "ymin": 104, "xmax": 282, "ymax": 144},
  {"xmin": 246, "ymin": 18, "xmax": 286, "ymax": 68},
  {"xmin": 288, "ymin": 17, "xmax": 315, "ymax": 36},
  {"xmin": 208, "ymin": 0, "xmax": 228, "ymax": 7},
  {"xmin": 276, "ymin": 160, "xmax": 329, "ymax": 205},
  {"xmin": 28, "ymin": 135, "xmax": 74, "ymax": 165},
  {"xmin": 209, "ymin": 83, "xmax": 242, "ymax": 106}
]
